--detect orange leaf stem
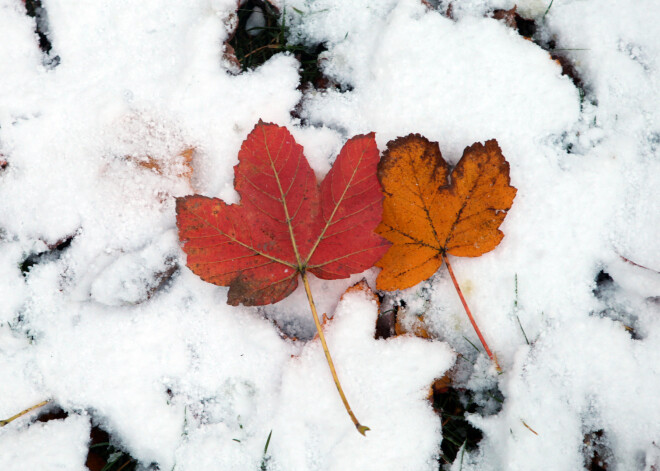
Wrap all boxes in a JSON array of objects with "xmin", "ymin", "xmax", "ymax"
[
  {"xmin": 442, "ymin": 254, "xmax": 502, "ymax": 372},
  {"xmin": 301, "ymin": 271, "xmax": 369, "ymax": 435}
]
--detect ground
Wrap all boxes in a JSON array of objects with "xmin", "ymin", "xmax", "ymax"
[{"xmin": 0, "ymin": 0, "xmax": 659, "ymax": 470}]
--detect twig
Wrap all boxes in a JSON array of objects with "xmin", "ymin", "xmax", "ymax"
[
  {"xmin": 521, "ymin": 419, "xmax": 539, "ymax": 435},
  {"xmin": 242, "ymin": 43, "xmax": 281, "ymax": 60},
  {"xmin": 116, "ymin": 458, "xmax": 135, "ymax": 471},
  {"xmin": 619, "ymin": 255, "xmax": 660, "ymax": 274}
]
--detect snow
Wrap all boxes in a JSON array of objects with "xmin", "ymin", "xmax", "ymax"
[
  {"xmin": 1, "ymin": 0, "xmax": 659, "ymax": 470},
  {"xmin": 270, "ymin": 287, "xmax": 454, "ymax": 471},
  {"xmin": 0, "ymin": 414, "xmax": 90, "ymax": 471}
]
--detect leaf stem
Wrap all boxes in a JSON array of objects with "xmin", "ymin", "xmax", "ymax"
[
  {"xmin": 0, "ymin": 399, "xmax": 51, "ymax": 427},
  {"xmin": 300, "ymin": 271, "xmax": 369, "ymax": 435},
  {"xmin": 442, "ymin": 254, "xmax": 502, "ymax": 372}
]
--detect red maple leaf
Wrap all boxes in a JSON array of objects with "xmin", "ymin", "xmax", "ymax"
[
  {"xmin": 177, "ymin": 122, "xmax": 389, "ymax": 434},
  {"xmin": 176, "ymin": 121, "xmax": 390, "ymax": 306}
]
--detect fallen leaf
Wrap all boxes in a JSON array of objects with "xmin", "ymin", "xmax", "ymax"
[
  {"xmin": 429, "ymin": 374, "xmax": 452, "ymax": 397},
  {"xmin": 376, "ymin": 301, "xmax": 432, "ymax": 340},
  {"xmin": 394, "ymin": 310, "xmax": 431, "ymax": 339},
  {"xmin": 550, "ymin": 51, "xmax": 584, "ymax": 90},
  {"xmin": 492, "ymin": 5, "xmax": 518, "ymax": 29},
  {"xmin": 444, "ymin": 2, "xmax": 454, "ymax": 20},
  {"xmin": 176, "ymin": 121, "xmax": 390, "ymax": 306},
  {"xmin": 341, "ymin": 278, "xmax": 380, "ymax": 304},
  {"xmin": 375, "ymin": 307, "xmax": 397, "ymax": 339},
  {"xmin": 179, "ymin": 147, "xmax": 194, "ymax": 179},
  {"xmin": 130, "ymin": 146, "xmax": 194, "ymax": 181},
  {"xmin": 222, "ymin": 43, "xmax": 242, "ymax": 73},
  {"xmin": 492, "ymin": 6, "xmax": 537, "ymax": 38},
  {"xmin": 316, "ymin": 279, "xmax": 379, "ymax": 340},
  {"xmin": 375, "ymin": 134, "xmax": 517, "ymax": 291}
]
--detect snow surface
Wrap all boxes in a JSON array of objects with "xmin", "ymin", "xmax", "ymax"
[
  {"xmin": 0, "ymin": 414, "xmax": 90, "ymax": 471},
  {"xmin": 1, "ymin": 0, "xmax": 659, "ymax": 470}
]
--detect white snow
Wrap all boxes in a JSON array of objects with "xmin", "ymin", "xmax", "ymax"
[
  {"xmin": 0, "ymin": 413, "xmax": 90, "ymax": 471},
  {"xmin": 1, "ymin": 0, "xmax": 659, "ymax": 469},
  {"xmin": 270, "ymin": 286, "xmax": 454, "ymax": 471}
]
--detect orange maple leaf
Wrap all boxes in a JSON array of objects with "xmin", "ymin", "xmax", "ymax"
[
  {"xmin": 375, "ymin": 134, "xmax": 517, "ymax": 371},
  {"xmin": 375, "ymin": 135, "xmax": 517, "ymax": 290}
]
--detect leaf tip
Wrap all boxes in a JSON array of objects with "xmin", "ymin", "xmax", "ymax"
[
  {"xmin": 254, "ymin": 118, "xmax": 277, "ymax": 130},
  {"xmin": 174, "ymin": 195, "xmax": 187, "ymax": 212}
]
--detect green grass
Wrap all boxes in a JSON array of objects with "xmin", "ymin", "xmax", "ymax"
[
  {"xmin": 87, "ymin": 426, "xmax": 138, "ymax": 471},
  {"xmin": 228, "ymin": 1, "xmax": 326, "ymax": 86},
  {"xmin": 260, "ymin": 430, "xmax": 273, "ymax": 471},
  {"xmin": 433, "ymin": 385, "xmax": 485, "ymax": 467}
]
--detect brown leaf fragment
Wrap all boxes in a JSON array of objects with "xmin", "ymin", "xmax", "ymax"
[
  {"xmin": 307, "ymin": 280, "xmax": 381, "ymax": 340},
  {"xmin": 445, "ymin": 2, "xmax": 454, "ymax": 20},
  {"xmin": 131, "ymin": 146, "xmax": 194, "ymax": 182},
  {"xmin": 223, "ymin": 11, "xmax": 239, "ymax": 41},
  {"xmin": 179, "ymin": 147, "xmax": 194, "ymax": 179},
  {"xmin": 492, "ymin": 6, "xmax": 537, "ymax": 38},
  {"xmin": 312, "ymin": 312, "xmax": 333, "ymax": 341},
  {"xmin": 143, "ymin": 261, "xmax": 179, "ymax": 302},
  {"xmin": 583, "ymin": 430, "xmax": 613, "ymax": 470},
  {"xmin": 222, "ymin": 43, "xmax": 242, "ymax": 73},
  {"xmin": 376, "ymin": 135, "xmax": 517, "ymax": 291},
  {"xmin": 492, "ymin": 6, "xmax": 518, "ymax": 28},
  {"xmin": 376, "ymin": 301, "xmax": 432, "ymax": 340},
  {"xmin": 341, "ymin": 279, "xmax": 380, "ymax": 304},
  {"xmin": 550, "ymin": 51, "xmax": 584, "ymax": 90},
  {"xmin": 427, "ymin": 374, "xmax": 452, "ymax": 401},
  {"xmin": 375, "ymin": 307, "xmax": 397, "ymax": 339},
  {"xmin": 420, "ymin": 0, "xmax": 434, "ymax": 10},
  {"xmin": 394, "ymin": 311, "xmax": 431, "ymax": 339}
]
